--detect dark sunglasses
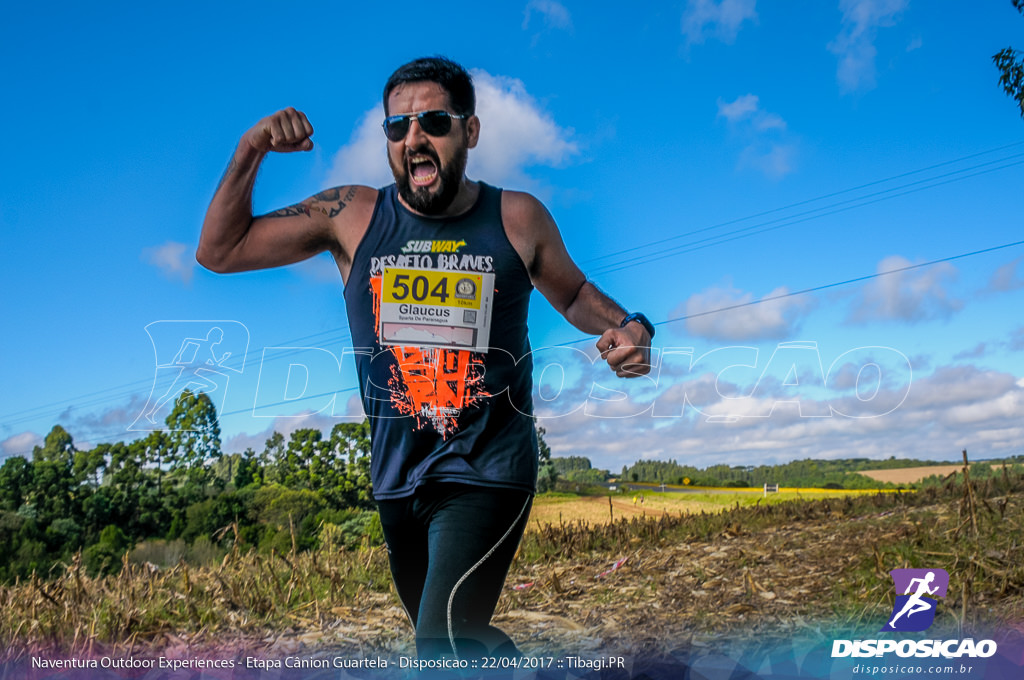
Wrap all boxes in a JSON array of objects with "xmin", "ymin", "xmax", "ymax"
[{"xmin": 382, "ymin": 110, "xmax": 467, "ymax": 142}]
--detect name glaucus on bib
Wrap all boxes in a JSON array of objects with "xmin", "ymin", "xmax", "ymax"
[{"xmin": 378, "ymin": 266, "xmax": 495, "ymax": 353}]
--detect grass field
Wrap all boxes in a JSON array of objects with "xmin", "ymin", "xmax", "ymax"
[{"xmin": 528, "ymin": 487, "xmax": 896, "ymax": 527}]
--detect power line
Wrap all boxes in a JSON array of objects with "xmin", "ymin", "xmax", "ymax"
[
  {"xmin": 662, "ymin": 239, "xmax": 1024, "ymax": 325},
  {"xmin": 553, "ymin": 238, "xmax": 1024, "ymax": 347},
  {"xmin": 581, "ymin": 141, "xmax": 1024, "ymax": 266},
  {"xmin": 588, "ymin": 153, "xmax": 1024, "ymax": 277}
]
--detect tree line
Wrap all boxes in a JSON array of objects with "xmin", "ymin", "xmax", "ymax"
[{"xmin": 0, "ymin": 390, "xmax": 375, "ymax": 582}]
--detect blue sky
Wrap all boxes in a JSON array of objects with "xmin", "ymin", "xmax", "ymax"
[{"xmin": 2, "ymin": 0, "xmax": 1023, "ymax": 473}]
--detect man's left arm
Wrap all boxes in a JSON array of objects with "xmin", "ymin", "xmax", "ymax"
[{"xmin": 502, "ymin": 192, "xmax": 652, "ymax": 377}]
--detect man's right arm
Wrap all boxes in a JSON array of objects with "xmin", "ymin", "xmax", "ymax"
[{"xmin": 196, "ymin": 107, "xmax": 372, "ymax": 275}]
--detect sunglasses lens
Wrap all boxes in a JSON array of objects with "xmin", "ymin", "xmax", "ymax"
[
  {"xmin": 383, "ymin": 111, "xmax": 458, "ymax": 140},
  {"xmin": 384, "ymin": 116, "xmax": 409, "ymax": 141},
  {"xmin": 418, "ymin": 111, "xmax": 453, "ymax": 136}
]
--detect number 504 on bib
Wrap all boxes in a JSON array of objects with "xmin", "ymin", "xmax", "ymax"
[{"xmin": 379, "ymin": 268, "xmax": 495, "ymax": 353}]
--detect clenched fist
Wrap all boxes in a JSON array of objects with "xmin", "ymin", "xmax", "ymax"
[
  {"xmin": 596, "ymin": 323, "xmax": 652, "ymax": 378},
  {"xmin": 244, "ymin": 107, "xmax": 314, "ymax": 153}
]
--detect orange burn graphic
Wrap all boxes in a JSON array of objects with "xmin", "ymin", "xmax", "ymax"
[{"xmin": 371, "ymin": 275, "xmax": 490, "ymax": 436}]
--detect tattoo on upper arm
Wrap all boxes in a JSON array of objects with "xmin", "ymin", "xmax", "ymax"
[
  {"xmin": 262, "ymin": 186, "xmax": 358, "ymax": 220},
  {"xmin": 264, "ymin": 204, "xmax": 312, "ymax": 218},
  {"xmin": 312, "ymin": 186, "xmax": 359, "ymax": 217}
]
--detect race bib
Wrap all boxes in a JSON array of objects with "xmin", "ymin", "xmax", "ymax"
[{"xmin": 379, "ymin": 267, "xmax": 495, "ymax": 353}]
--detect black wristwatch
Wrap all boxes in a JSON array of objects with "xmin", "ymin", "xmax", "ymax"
[{"xmin": 620, "ymin": 312, "xmax": 655, "ymax": 339}]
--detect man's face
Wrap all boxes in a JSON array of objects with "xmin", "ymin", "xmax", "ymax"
[{"xmin": 386, "ymin": 81, "xmax": 479, "ymax": 215}]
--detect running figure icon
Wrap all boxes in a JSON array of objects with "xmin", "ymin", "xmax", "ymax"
[
  {"xmin": 882, "ymin": 568, "xmax": 949, "ymax": 632},
  {"xmin": 888, "ymin": 571, "xmax": 939, "ymax": 628},
  {"xmin": 144, "ymin": 327, "xmax": 232, "ymax": 423}
]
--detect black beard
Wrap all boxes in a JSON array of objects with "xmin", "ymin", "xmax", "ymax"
[{"xmin": 390, "ymin": 145, "xmax": 468, "ymax": 215}]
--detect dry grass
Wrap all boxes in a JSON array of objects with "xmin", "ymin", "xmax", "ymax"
[
  {"xmin": 507, "ymin": 469, "xmax": 1024, "ymax": 654},
  {"xmin": 0, "ymin": 535, "xmax": 400, "ymax": 661},
  {"xmin": 2, "ymin": 468, "xmax": 1022, "ymax": 661},
  {"xmin": 503, "ymin": 493, "xmax": 1024, "ymax": 657}
]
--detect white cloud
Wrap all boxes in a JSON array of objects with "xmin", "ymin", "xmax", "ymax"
[
  {"xmin": 753, "ymin": 113, "xmax": 787, "ymax": 132},
  {"xmin": 143, "ymin": 241, "xmax": 195, "ymax": 284},
  {"xmin": 988, "ymin": 256, "xmax": 1024, "ymax": 293},
  {"xmin": 1, "ymin": 431, "xmax": 43, "ymax": 459},
  {"xmin": 68, "ymin": 393, "xmax": 152, "ymax": 434},
  {"xmin": 738, "ymin": 142, "xmax": 796, "ymax": 179},
  {"xmin": 535, "ymin": 360, "xmax": 1023, "ymax": 472},
  {"xmin": 828, "ymin": 0, "xmax": 907, "ymax": 93},
  {"xmin": 716, "ymin": 94, "xmax": 760, "ymax": 122},
  {"xmin": 953, "ymin": 343, "xmax": 990, "ymax": 361},
  {"xmin": 717, "ymin": 94, "xmax": 786, "ymax": 131},
  {"xmin": 326, "ymin": 70, "xmax": 578, "ymax": 193},
  {"xmin": 325, "ymin": 106, "xmax": 394, "ymax": 189},
  {"xmin": 223, "ymin": 406, "xmax": 364, "ymax": 456},
  {"xmin": 468, "ymin": 71, "xmax": 579, "ymax": 190},
  {"xmin": 847, "ymin": 255, "xmax": 963, "ymax": 324},
  {"xmin": 523, "ymin": 0, "xmax": 573, "ymax": 32},
  {"xmin": 677, "ymin": 283, "xmax": 814, "ymax": 341},
  {"xmin": 682, "ymin": 0, "xmax": 758, "ymax": 46},
  {"xmin": 1011, "ymin": 327, "xmax": 1024, "ymax": 352},
  {"xmin": 717, "ymin": 94, "xmax": 796, "ymax": 179}
]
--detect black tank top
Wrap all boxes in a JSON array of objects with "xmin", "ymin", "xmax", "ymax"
[{"xmin": 344, "ymin": 182, "xmax": 538, "ymax": 499}]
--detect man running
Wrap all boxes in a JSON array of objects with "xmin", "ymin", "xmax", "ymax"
[{"xmin": 197, "ymin": 56, "xmax": 654, "ymax": 661}]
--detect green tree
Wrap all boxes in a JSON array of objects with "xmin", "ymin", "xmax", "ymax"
[
  {"xmin": 994, "ymin": 0, "xmax": 1024, "ymax": 118},
  {"xmin": 73, "ymin": 445, "xmax": 107, "ymax": 488},
  {"xmin": 230, "ymin": 448, "xmax": 261, "ymax": 488},
  {"xmin": 82, "ymin": 524, "xmax": 131, "ymax": 576},
  {"xmin": 552, "ymin": 456, "xmax": 592, "ymax": 474},
  {"xmin": 164, "ymin": 389, "xmax": 222, "ymax": 491},
  {"xmin": 209, "ymin": 450, "xmax": 256, "ymax": 491},
  {"xmin": 27, "ymin": 425, "xmax": 78, "ymax": 531},
  {"xmin": 282, "ymin": 428, "xmax": 323, "ymax": 489},
  {"xmin": 535, "ymin": 425, "xmax": 557, "ymax": 493},
  {"xmin": 330, "ymin": 421, "xmax": 373, "ymax": 508},
  {"xmin": 107, "ymin": 438, "xmax": 163, "ymax": 538},
  {"xmin": 260, "ymin": 431, "xmax": 286, "ymax": 484},
  {"xmin": 0, "ymin": 456, "xmax": 34, "ymax": 512}
]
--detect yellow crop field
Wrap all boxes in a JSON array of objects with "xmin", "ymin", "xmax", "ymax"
[
  {"xmin": 528, "ymin": 487, "xmax": 895, "ymax": 527},
  {"xmin": 858, "ymin": 464, "xmax": 966, "ymax": 484}
]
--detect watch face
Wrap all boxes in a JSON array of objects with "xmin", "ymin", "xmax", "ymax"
[{"xmin": 455, "ymin": 278, "xmax": 476, "ymax": 299}]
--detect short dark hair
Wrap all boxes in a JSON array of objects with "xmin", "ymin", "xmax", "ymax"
[{"xmin": 383, "ymin": 56, "xmax": 476, "ymax": 116}]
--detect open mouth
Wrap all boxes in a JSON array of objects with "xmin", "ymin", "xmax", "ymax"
[{"xmin": 408, "ymin": 153, "xmax": 439, "ymax": 187}]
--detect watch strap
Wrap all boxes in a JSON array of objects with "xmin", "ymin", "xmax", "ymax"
[{"xmin": 620, "ymin": 312, "xmax": 655, "ymax": 339}]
